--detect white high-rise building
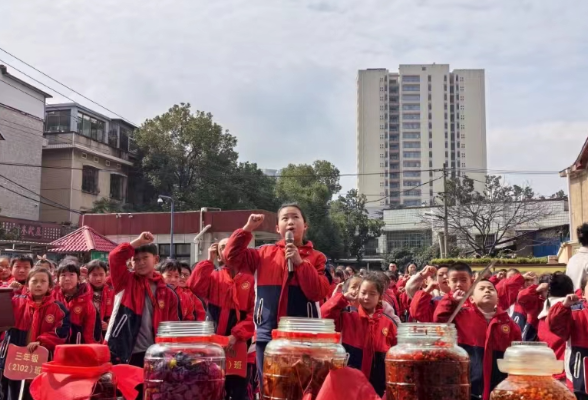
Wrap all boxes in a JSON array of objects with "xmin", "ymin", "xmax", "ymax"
[{"xmin": 357, "ymin": 64, "xmax": 487, "ymax": 209}]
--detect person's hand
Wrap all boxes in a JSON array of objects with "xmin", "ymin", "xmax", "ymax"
[
  {"xmin": 536, "ymin": 283, "xmax": 549, "ymax": 294},
  {"xmin": 523, "ymin": 272, "xmax": 537, "ymax": 281},
  {"xmin": 243, "ymin": 214, "xmax": 265, "ymax": 232},
  {"xmin": 453, "ymin": 290, "xmax": 466, "ymax": 302},
  {"xmin": 420, "ymin": 266, "xmax": 437, "ymax": 279},
  {"xmin": 226, "ymin": 335, "xmax": 237, "ymax": 357},
  {"xmin": 131, "ymin": 232, "xmax": 154, "ymax": 248},
  {"xmin": 208, "ymin": 243, "xmax": 219, "ymax": 262},
  {"xmin": 9, "ymin": 281, "xmax": 22, "ymax": 290},
  {"xmin": 344, "ymin": 290, "xmax": 358, "ymax": 304},
  {"xmin": 101, "ymin": 321, "xmax": 108, "ymax": 330},
  {"xmin": 27, "ymin": 342, "xmax": 40, "ymax": 353},
  {"xmin": 334, "ymin": 282, "xmax": 344, "ymax": 294},
  {"xmin": 496, "ymin": 271, "xmax": 506, "ymax": 280},
  {"xmin": 563, "ymin": 294, "xmax": 580, "ymax": 308},
  {"xmin": 285, "ymin": 244, "xmax": 303, "ymax": 267},
  {"xmin": 424, "ymin": 281, "xmax": 440, "ymax": 294}
]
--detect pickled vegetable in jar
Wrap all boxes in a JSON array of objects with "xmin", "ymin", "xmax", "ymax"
[
  {"xmin": 263, "ymin": 317, "xmax": 348, "ymax": 400},
  {"xmin": 144, "ymin": 321, "xmax": 226, "ymax": 400},
  {"xmin": 385, "ymin": 323, "xmax": 470, "ymax": 400},
  {"xmin": 490, "ymin": 342, "xmax": 574, "ymax": 400}
]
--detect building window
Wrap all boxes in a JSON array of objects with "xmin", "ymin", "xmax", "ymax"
[
  {"xmin": 82, "ymin": 166, "xmax": 99, "ymax": 194},
  {"xmin": 403, "ymin": 123, "xmax": 420, "ymax": 130},
  {"xmin": 402, "ymin": 84, "xmax": 420, "ymax": 92},
  {"xmin": 110, "ymin": 174, "xmax": 124, "ymax": 200},
  {"xmin": 402, "ymin": 76, "xmax": 420, "ymax": 83},
  {"xmin": 390, "ymin": 134, "xmax": 399, "ymax": 141},
  {"xmin": 461, "ymin": 143, "xmax": 465, "ymax": 149},
  {"xmin": 403, "ymin": 200, "xmax": 422, "ymax": 206},
  {"xmin": 402, "ymin": 104, "xmax": 420, "ymax": 111},
  {"xmin": 45, "ymin": 110, "xmax": 71, "ymax": 132},
  {"xmin": 403, "ymin": 152, "xmax": 421, "ymax": 159},
  {"xmin": 158, "ymin": 244, "xmax": 191, "ymax": 263},
  {"xmin": 403, "ymin": 113, "xmax": 420, "ymax": 120},
  {"xmin": 403, "ymin": 161, "xmax": 421, "ymax": 168},
  {"xmin": 403, "ymin": 181, "xmax": 421, "ymax": 187},
  {"xmin": 462, "ymin": 163, "xmax": 466, "ymax": 167},
  {"xmin": 403, "ymin": 132, "xmax": 420, "ymax": 139},
  {"xmin": 403, "ymin": 171, "xmax": 421, "ymax": 178},
  {"xmin": 402, "ymin": 94, "xmax": 420, "ymax": 102},
  {"xmin": 403, "ymin": 142, "xmax": 421, "ymax": 149},
  {"xmin": 77, "ymin": 112, "xmax": 105, "ymax": 142}
]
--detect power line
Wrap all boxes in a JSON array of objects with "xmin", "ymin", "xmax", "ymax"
[
  {"xmin": 0, "ymin": 48, "xmax": 136, "ymax": 125},
  {"xmin": 365, "ymin": 176, "xmax": 444, "ymax": 204},
  {"xmin": 0, "ymin": 182, "xmax": 82, "ymax": 214},
  {"xmin": 0, "ymin": 172, "xmax": 74, "ymax": 212},
  {"xmin": 0, "ymin": 56, "xmax": 136, "ymax": 126}
]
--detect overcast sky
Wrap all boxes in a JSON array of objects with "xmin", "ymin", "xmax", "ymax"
[{"xmin": 1, "ymin": 0, "xmax": 587, "ymax": 197}]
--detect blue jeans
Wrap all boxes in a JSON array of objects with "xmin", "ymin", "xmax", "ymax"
[{"xmin": 256, "ymin": 341, "xmax": 268, "ymax": 395}]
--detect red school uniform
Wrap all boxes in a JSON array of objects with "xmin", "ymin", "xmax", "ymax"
[
  {"xmin": 53, "ymin": 283, "xmax": 101, "ymax": 344},
  {"xmin": 188, "ymin": 260, "xmax": 255, "ymax": 377},
  {"xmin": 176, "ymin": 286, "xmax": 207, "ymax": 321},
  {"xmin": 321, "ymin": 292, "xmax": 397, "ymax": 396},
  {"xmin": 0, "ymin": 293, "xmax": 70, "ymax": 370},
  {"xmin": 547, "ymin": 301, "xmax": 588, "ymax": 395},
  {"xmin": 434, "ymin": 294, "xmax": 521, "ymax": 400}
]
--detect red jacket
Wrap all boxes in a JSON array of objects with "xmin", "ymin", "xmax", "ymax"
[
  {"xmin": 547, "ymin": 302, "xmax": 588, "ymax": 395},
  {"xmin": 53, "ymin": 283, "xmax": 101, "ymax": 344},
  {"xmin": 0, "ymin": 293, "xmax": 70, "ymax": 369},
  {"xmin": 176, "ymin": 287, "xmax": 206, "ymax": 321},
  {"xmin": 188, "ymin": 260, "xmax": 255, "ymax": 377},
  {"xmin": 224, "ymin": 229, "xmax": 330, "ymax": 342},
  {"xmin": 434, "ymin": 293, "xmax": 521, "ymax": 400},
  {"xmin": 515, "ymin": 284, "xmax": 544, "ymax": 341},
  {"xmin": 105, "ymin": 243, "xmax": 181, "ymax": 364},
  {"xmin": 409, "ymin": 291, "xmax": 442, "ymax": 323},
  {"xmin": 495, "ymin": 274, "xmax": 525, "ymax": 311},
  {"xmin": 321, "ymin": 293, "xmax": 397, "ymax": 396},
  {"xmin": 398, "ymin": 291, "xmax": 411, "ymax": 322},
  {"xmin": 383, "ymin": 289, "xmax": 400, "ymax": 317}
]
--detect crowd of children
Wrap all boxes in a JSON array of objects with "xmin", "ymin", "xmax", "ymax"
[{"xmin": 1, "ymin": 209, "xmax": 588, "ymax": 400}]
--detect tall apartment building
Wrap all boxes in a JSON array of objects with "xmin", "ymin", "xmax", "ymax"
[
  {"xmin": 40, "ymin": 103, "xmax": 137, "ymax": 225},
  {"xmin": 357, "ymin": 64, "xmax": 487, "ymax": 209}
]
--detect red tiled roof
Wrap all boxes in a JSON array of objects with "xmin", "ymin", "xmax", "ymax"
[{"xmin": 49, "ymin": 225, "xmax": 118, "ymax": 253}]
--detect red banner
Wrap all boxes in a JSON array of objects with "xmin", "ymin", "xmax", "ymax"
[{"xmin": 3, "ymin": 345, "xmax": 49, "ymax": 381}]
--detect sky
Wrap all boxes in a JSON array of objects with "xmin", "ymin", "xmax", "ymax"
[{"xmin": 1, "ymin": 0, "xmax": 587, "ymax": 198}]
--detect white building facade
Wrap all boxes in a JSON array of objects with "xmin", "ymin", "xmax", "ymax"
[{"xmin": 357, "ymin": 64, "xmax": 487, "ymax": 210}]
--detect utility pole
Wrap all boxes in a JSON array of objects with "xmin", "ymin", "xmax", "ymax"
[{"xmin": 443, "ymin": 163, "xmax": 449, "ymax": 258}]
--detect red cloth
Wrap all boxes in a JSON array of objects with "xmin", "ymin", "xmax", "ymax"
[
  {"xmin": 495, "ymin": 273, "xmax": 525, "ymax": 311},
  {"xmin": 29, "ymin": 344, "xmax": 142, "ymax": 400},
  {"xmin": 176, "ymin": 287, "xmax": 206, "ymax": 321},
  {"xmin": 409, "ymin": 290, "xmax": 440, "ymax": 323},
  {"xmin": 315, "ymin": 367, "xmax": 383, "ymax": 400}
]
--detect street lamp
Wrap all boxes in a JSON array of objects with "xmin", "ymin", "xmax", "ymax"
[{"xmin": 158, "ymin": 195, "xmax": 175, "ymax": 258}]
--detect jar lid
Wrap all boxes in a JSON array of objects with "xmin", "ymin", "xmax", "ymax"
[
  {"xmin": 157, "ymin": 321, "xmax": 215, "ymax": 337},
  {"xmin": 277, "ymin": 317, "xmax": 336, "ymax": 334},
  {"xmin": 497, "ymin": 342, "xmax": 563, "ymax": 376}
]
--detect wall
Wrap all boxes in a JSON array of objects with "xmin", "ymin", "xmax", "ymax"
[
  {"xmin": 569, "ymin": 169, "xmax": 588, "ymax": 236},
  {"xmin": 39, "ymin": 149, "xmax": 73, "ymax": 224},
  {"xmin": 0, "ymin": 105, "xmax": 43, "ymax": 220},
  {"xmin": 0, "ymin": 73, "xmax": 46, "ymax": 119}
]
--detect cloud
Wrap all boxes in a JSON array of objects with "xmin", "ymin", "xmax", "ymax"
[{"xmin": 0, "ymin": 0, "xmax": 587, "ymax": 198}]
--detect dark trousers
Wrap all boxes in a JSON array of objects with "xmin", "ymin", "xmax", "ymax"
[
  {"xmin": 225, "ymin": 375, "xmax": 248, "ymax": 400},
  {"xmin": 6, "ymin": 379, "xmax": 31, "ymax": 400},
  {"xmin": 129, "ymin": 352, "xmax": 145, "ymax": 400},
  {"xmin": 255, "ymin": 342, "xmax": 268, "ymax": 395}
]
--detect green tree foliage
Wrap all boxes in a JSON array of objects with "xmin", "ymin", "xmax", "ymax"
[
  {"xmin": 275, "ymin": 161, "xmax": 343, "ymax": 258},
  {"xmin": 0, "ymin": 207, "xmax": 20, "ymax": 240},
  {"xmin": 91, "ymin": 197, "xmax": 124, "ymax": 213},
  {"xmin": 331, "ymin": 189, "xmax": 385, "ymax": 262},
  {"xmin": 133, "ymin": 103, "xmax": 278, "ymax": 211}
]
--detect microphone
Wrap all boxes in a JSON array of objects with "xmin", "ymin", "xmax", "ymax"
[{"xmin": 285, "ymin": 231, "xmax": 294, "ymax": 274}]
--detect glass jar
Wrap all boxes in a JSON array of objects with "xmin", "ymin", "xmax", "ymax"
[
  {"xmin": 490, "ymin": 342, "xmax": 574, "ymax": 400},
  {"xmin": 144, "ymin": 321, "xmax": 226, "ymax": 400},
  {"xmin": 385, "ymin": 323, "xmax": 470, "ymax": 400},
  {"xmin": 263, "ymin": 317, "xmax": 348, "ymax": 400}
]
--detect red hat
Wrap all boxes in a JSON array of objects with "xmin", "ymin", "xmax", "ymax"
[
  {"xmin": 315, "ymin": 367, "xmax": 383, "ymax": 400},
  {"xmin": 30, "ymin": 344, "xmax": 143, "ymax": 400}
]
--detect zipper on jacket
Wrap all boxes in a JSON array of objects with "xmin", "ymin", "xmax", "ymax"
[
  {"xmin": 256, "ymin": 298, "xmax": 264, "ymax": 325},
  {"xmin": 112, "ymin": 314, "xmax": 128, "ymax": 338},
  {"xmin": 307, "ymin": 302, "xmax": 314, "ymax": 318}
]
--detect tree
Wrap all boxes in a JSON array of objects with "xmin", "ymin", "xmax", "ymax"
[
  {"xmin": 433, "ymin": 175, "xmax": 554, "ymax": 256},
  {"xmin": 551, "ymin": 190, "xmax": 567, "ymax": 199},
  {"xmin": 0, "ymin": 207, "xmax": 20, "ymax": 240},
  {"xmin": 133, "ymin": 103, "xmax": 278, "ymax": 211},
  {"xmin": 275, "ymin": 161, "xmax": 343, "ymax": 258},
  {"xmin": 331, "ymin": 189, "xmax": 385, "ymax": 262},
  {"xmin": 91, "ymin": 198, "xmax": 125, "ymax": 213}
]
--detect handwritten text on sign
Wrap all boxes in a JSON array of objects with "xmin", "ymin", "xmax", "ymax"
[{"xmin": 3, "ymin": 344, "xmax": 48, "ymax": 381}]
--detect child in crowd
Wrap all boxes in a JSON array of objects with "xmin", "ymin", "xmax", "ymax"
[
  {"xmin": 517, "ymin": 273, "xmax": 572, "ymax": 380},
  {"xmin": 321, "ymin": 273, "xmax": 397, "ymax": 396},
  {"xmin": 0, "ymin": 256, "xmax": 11, "ymax": 285},
  {"xmin": 4, "ymin": 255, "xmax": 34, "ymax": 293},
  {"xmin": 409, "ymin": 265, "xmax": 450, "ymax": 322},
  {"xmin": 86, "ymin": 260, "xmax": 115, "ymax": 336},
  {"xmin": 106, "ymin": 232, "xmax": 181, "ymax": 367},
  {"xmin": 224, "ymin": 204, "xmax": 331, "ymax": 384},
  {"xmin": 177, "ymin": 262, "xmax": 207, "ymax": 321},
  {"xmin": 547, "ymin": 275, "xmax": 588, "ymax": 397},
  {"xmin": 35, "ymin": 259, "xmax": 56, "ymax": 282},
  {"xmin": 189, "ymin": 239, "xmax": 255, "ymax": 400},
  {"xmin": 434, "ymin": 278, "xmax": 521, "ymax": 400},
  {"xmin": 53, "ymin": 259, "xmax": 100, "ymax": 344},
  {"xmin": 330, "ymin": 269, "xmax": 346, "ymax": 297},
  {"xmin": 0, "ymin": 268, "xmax": 70, "ymax": 400},
  {"xmin": 158, "ymin": 259, "xmax": 204, "ymax": 322}
]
